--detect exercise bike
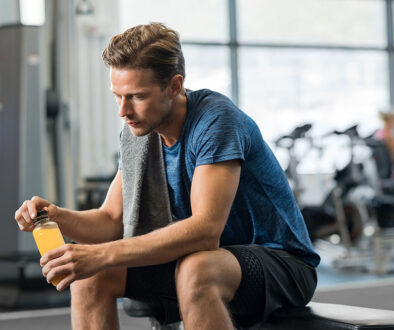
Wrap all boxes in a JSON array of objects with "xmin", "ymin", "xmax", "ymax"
[{"xmin": 275, "ymin": 124, "xmax": 371, "ymax": 256}]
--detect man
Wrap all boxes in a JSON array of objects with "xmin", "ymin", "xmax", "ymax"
[{"xmin": 14, "ymin": 23, "xmax": 320, "ymax": 330}]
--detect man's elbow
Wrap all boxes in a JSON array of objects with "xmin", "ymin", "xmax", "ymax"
[
  {"xmin": 201, "ymin": 225, "xmax": 222, "ymax": 251},
  {"xmin": 99, "ymin": 206, "xmax": 122, "ymax": 223},
  {"xmin": 98, "ymin": 207, "xmax": 124, "ymax": 241}
]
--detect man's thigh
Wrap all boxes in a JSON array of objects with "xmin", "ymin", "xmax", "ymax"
[
  {"xmin": 123, "ymin": 245, "xmax": 317, "ymax": 325},
  {"xmin": 124, "ymin": 260, "xmax": 178, "ymax": 300},
  {"xmin": 123, "ymin": 249, "xmax": 242, "ymax": 324},
  {"xmin": 123, "ymin": 248, "xmax": 241, "ymax": 301}
]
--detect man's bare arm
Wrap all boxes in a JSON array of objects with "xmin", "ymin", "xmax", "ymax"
[
  {"xmin": 15, "ymin": 170, "xmax": 124, "ymax": 244},
  {"xmin": 101, "ymin": 159, "xmax": 241, "ymax": 267},
  {"xmin": 41, "ymin": 160, "xmax": 241, "ymax": 290},
  {"xmin": 55, "ymin": 170, "xmax": 124, "ymax": 243}
]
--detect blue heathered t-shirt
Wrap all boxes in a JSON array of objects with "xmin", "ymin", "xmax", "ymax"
[{"xmin": 162, "ymin": 89, "xmax": 320, "ymax": 267}]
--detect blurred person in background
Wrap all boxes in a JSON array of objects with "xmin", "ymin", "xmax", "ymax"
[{"xmin": 375, "ymin": 109, "xmax": 394, "ymax": 163}]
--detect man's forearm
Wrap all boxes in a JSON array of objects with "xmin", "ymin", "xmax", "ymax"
[
  {"xmin": 99, "ymin": 216, "xmax": 220, "ymax": 269},
  {"xmin": 55, "ymin": 207, "xmax": 123, "ymax": 244}
]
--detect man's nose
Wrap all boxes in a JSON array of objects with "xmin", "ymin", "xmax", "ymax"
[{"xmin": 118, "ymin": 97, "xmax": 132, "ymax": 117}]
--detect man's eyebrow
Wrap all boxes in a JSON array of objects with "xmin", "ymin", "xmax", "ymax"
[{"xmin": 109, "ymin": 89, "xmax": 148, "ymax": 95}]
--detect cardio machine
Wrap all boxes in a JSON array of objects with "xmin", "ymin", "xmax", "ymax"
[{"xmin": 275, "ymin": 124, "xmax": 367, "ymax": 248}]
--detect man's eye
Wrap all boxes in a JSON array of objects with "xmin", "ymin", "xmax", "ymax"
[{"xmin": 135, "ymin": 94, "xmax": 148, "ymax": 100}]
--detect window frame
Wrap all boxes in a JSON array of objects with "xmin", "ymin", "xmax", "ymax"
[{"xmin": 180, "ymin": 0, "xmax": 394, "ymax": 107}]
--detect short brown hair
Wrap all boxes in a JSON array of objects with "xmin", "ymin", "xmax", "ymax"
[{"xmin": 102, "ymin": 22, "xmax": 185, "ymax": 89}]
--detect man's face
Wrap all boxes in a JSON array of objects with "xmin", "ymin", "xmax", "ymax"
[{"xmin": 110, "ymin": 67, "xmax": 172, "ymax": 136}]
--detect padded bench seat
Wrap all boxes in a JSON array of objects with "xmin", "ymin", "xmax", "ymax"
[
  {"xmin": 260, "ymin": 302, "xmax": 394, "ymax": 330},
  {"xmin": 123, "ymin": 299, "xmax": 394, "ymax": 330}
]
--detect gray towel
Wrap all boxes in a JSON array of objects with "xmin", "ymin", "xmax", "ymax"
[{"xmin": 120, "ymin": 124, "xmax": 173, "ymax": 238}]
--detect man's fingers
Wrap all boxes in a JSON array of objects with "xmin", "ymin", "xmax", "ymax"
[
  {"xmin": 31, "ymin": 195, "xmax": 46, "ymax": 205},
  {"xmin": 44, "ymin": 262, "xmax": 74, "ymax": 291},
  {"xmin": 42, "ymin": 259, "xmax": 58, "ymax": 277},
  {"xmin": 45, "ymin": 266, "xmax": 70, "ymax": 286},
  {"xmin": 14, "ymin": 196, "xmax": 51, "ymax": 232},
  {"xmin": 26, "ymin": 199, "xmax": 39, "ymax": 220},
  {"xmin": 40, "ymin": 245, "xmax": 68, "ymax": 266},
  {"xmin": 21, "ymin": 209, "xmax": 32, "ymax": 224},
  {"xmin": 14, "ymin": 205, "xmax": 34, "ymax": 231},
  {"xmin": 42, "ymin": 251, "xmax": 71, "ymax": 276},
  {"xmin": 29, "ymin": 196, "xmax": 50, "ymax": 217},
  {"xmin": 56, "ymin": 274, "xmax": 74, "ymax": 291}
]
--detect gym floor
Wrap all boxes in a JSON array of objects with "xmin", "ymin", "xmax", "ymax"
[{"xmin": 1, "ymin": 243, "xmax": 394, "ymax": 330}]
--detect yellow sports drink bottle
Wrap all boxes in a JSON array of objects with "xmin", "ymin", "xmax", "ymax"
[{"xmin": 32, "ymin": 210, "xmax": 66, "ymax": 286}]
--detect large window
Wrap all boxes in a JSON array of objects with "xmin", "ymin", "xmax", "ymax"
[
  {"xmin": 240, "ymin": 49, "xmax": 388, "ymax": 139},
  {"xmin": 118, "ymin": 0, "xmax": 391, "ymax": 144},
  {"xmin": 119, "ymin": 0, "xmax": 229, "ymax": 42},
  {"xmin": 237, "ymin": 0, "xmax": 386, "ymax": 47},
  {"xmin": 183, "ymin": 46, "xmax": 231, "ymax": 95},
  {"xmin": 237, "ymin": 0, "xmax": 389, "ymax": 141}
]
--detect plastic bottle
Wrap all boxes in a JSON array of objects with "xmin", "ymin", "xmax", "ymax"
[{"xmin": 32, "ymin": 210, "xmax": 66, "ymax": 286}]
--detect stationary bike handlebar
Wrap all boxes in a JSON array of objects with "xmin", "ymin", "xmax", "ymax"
[
  {"xmin": 324, "ymin": 124, "xmax": 360, "ymax": 139},
  {"xmin": 275, "ymin": 123, "xmax": 313, "ymax": 148}
]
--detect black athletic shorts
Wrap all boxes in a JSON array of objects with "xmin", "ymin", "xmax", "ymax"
[{"xmin": 123, "ymin": 245, "xmax": 317, "ymax": 326}]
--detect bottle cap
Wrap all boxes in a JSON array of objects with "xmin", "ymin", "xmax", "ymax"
[{"xmin": 33, "ymin": 210, "xmax": 49, "ymax": 224}]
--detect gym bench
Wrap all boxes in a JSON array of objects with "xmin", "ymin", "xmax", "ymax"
[{"xmin": 123, "ymin": 298, "xmax": 394, "ymax": 329}]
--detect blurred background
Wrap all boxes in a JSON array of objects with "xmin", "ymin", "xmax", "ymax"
[{"xmin": 1, "ymin": 0, "xmax": 394, "ymax": 328}]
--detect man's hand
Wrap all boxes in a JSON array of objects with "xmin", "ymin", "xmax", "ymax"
[
  {"xmin": 40, "ymin": 244, "xmax": 106, "ymax": 291},
  {"xmin": 14, "ymin": 196, "xmax": 58, "ymax": 232}
]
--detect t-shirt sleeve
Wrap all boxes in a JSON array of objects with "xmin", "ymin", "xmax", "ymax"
[{"xmin": 192, "ymin": 106, "xmax": 250, "ymax": 166}]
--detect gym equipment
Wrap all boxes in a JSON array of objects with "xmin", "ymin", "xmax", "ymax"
[
  {"xmin": 261, "ymin": 302, "xmax": 394, "ymax": 330},
  {"xmin": 275, "ymin": 124, "xmax": 369, "ymax": 246},
  {"xmin": 275, "ymin": 123, "xmax": 394, "ymax": 272},
  {"xmin": 0, "ymin": 25, "xmax": 46, "ymax": 280},
  {"xmin": 122, "ymin": 298, "xmax": 394, "ymax": 329}
]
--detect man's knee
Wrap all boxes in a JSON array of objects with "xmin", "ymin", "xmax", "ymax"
[
  {"xmin": 175, "ymin": 251, "xmax": 227, "ymax": 304},
  {"xmin": 71, "ymin": 266, "xmax": 127, "ymax": 301}
]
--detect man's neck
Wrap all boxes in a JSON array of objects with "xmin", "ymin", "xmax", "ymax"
[{"xmin": 157, "ymin": 91, "xmax": 187, "ymax": 147}]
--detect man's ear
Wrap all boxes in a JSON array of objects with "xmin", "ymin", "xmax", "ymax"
[{"xmin": 168, "ymin": 74, "xmax": 184, "ymax": 98}]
